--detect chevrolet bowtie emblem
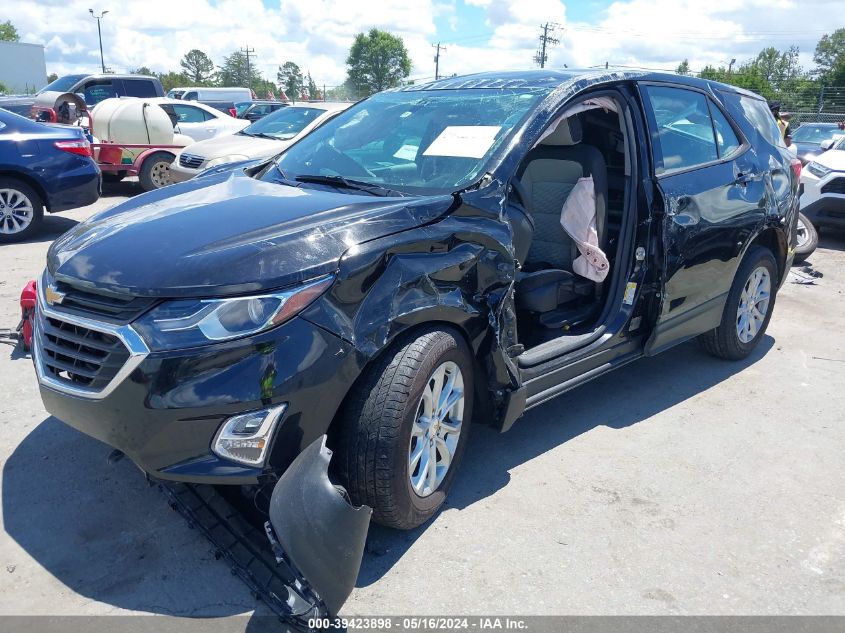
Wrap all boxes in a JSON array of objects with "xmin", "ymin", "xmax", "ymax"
[{"xmin": 45, "ymin": 285, "xmax": 66, "ymax": 306}]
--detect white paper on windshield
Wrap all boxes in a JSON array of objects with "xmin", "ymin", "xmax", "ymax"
[
  {"xmin": 393, "ymin": 144, "xmax": 419, "ymax": 161},
  {"xmin": 423, "ymin": 126, "xmax": 501, "ymax": 158}
]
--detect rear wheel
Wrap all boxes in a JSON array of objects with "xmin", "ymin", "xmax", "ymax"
[
  {"xmin": 336, "ymin": 327, "xmax": 474, "ymax": 530},
  {"xmin": 138, "ymin": 152, "xmax": 174, "ymax": 191},
  {"xmin": 793, "ymin": 212, "xmax": 818, "ymax": 264},
  {"xmin": 699, "ymin": 246, "xmax": 777, "ymax": 360},
  {"xmin": 0, "ymin": 179, "xmax": 44, "ymax": 243}
]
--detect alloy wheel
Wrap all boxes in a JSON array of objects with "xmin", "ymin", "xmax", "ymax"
[
  {"xmin": 408, "ymin": 360, "xmax": 465, "ymax": 497},
  {"xmin": 736, "ymin": 266, "xmax": 771, "ymax": 344},
  {"xmin": 796, "ymin": 216, "xmax": 809, "ymax": 248},
  {"xmin": 0, "ymin": 188, "xmax": 34, "ymax": 236}
]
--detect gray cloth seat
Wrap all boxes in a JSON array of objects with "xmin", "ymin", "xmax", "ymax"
[{"xmin": 515, "ymin": 115, "xmax": 608, "ymax": 314}]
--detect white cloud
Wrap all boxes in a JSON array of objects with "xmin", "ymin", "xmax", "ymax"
[{"xmin": 2, "ymin": 0, "xmax": 839, "ymax": 89}]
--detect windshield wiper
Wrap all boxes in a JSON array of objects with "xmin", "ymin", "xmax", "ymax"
[
  {"xmin": 249, "ymin": 132, "xmax": 281, "ymax": 141},
  {"xmin": 294, "ymin": 174, "xmax": 408, "ymax": 197}
]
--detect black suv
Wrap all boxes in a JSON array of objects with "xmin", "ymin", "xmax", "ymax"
[{"xmin": 34, "ymin": 70, "xmax": 798, "ymax": 616}]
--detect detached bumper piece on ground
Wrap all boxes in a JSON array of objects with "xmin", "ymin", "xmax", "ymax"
[{"xmin": 161, "ymin": 436, "xmax": 371, "ymax": 627}]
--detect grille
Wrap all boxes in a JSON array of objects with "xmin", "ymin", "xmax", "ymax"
[
  {"xmin": 179, "ymin": 153, "xmax": 205, "ymax": 169},
  {"xmin": 38, "ymin": 314, "xmax": 130, "ymax": 390},
  {"xmin": 51, "ymin": 279, "xmax": 155, "ymax": 323},
  {"xmin": 821, "ymin": 177, "xmax": 845, "ymax": 195}
]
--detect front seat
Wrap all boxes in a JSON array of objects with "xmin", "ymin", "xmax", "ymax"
[{"xmin": 514, "ymin": 115, "xmax": 608, "ymax": 318}]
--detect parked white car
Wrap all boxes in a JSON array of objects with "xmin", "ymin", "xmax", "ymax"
[
  {"xmin": 800, "ymin": 134, "xmax": 845, "ymax": 237},
  {"xmin": 149, "ymin": 98, "xmax": 249, "ymax": 142},
  {"xmin": 170, "ymin": 102, "xmax": 350, "ymax": 182}
]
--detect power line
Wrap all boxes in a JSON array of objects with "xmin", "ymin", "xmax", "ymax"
[
  {"xmin": 534, "ymin": 22, "xmax": 560, "ymax": 69},
  {"xmin": 433, "ymin": 42, "xmax": 447, "ymax": 80}
]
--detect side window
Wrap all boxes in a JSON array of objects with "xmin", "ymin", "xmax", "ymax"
[
  {"xmin": 184, "ymin": 91, "xmax": 198, "ymax": 101},
  {"xmin": 736, "ymin": 94, "xmax": 785, "ymax": 148},
  {"xmin": 122, "ymin": 79, "xmax": 158, "ymax": 98},
  {"xmin": 708, "ymin": 103, "xmax": 741, "ymax": 158},
  {"xmin": 82, "ymin": 80, "xmax": 116, "ymax": 106},
  {"xmin": 172, "ymin": 105, "xmax": 208, "ymax": 123},
  {"xmin": 642, "ymin": 85, "xmax": 719, "ymax": 174}
]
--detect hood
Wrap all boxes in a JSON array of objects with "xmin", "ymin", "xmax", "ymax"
[
  {"xmin": 814, "ymin": 148, "xmax": 845, "ymax": 170},
  {"xmin": 47, "ymin": 169, "xmax": 454, "ymax": 298},
  {"xmin": 180, "ymin": 132, "xmax": 289, "ymax": 161}
]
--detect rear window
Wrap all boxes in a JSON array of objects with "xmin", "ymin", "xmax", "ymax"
[{"xmin": 123, "ymin": 79, "xmax": 159, "ymax": 98}]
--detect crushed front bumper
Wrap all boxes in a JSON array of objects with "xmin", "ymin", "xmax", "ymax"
[{"xmin": 35, "ymin": 303, "xmax": 360, "ymax": 484}]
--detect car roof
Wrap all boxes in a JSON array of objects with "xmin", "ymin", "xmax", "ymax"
[
  {"xmin": 286, "ymin": 101, "xmax": 351, "ymax": 111},
  {"xmin": 148, "ymin": 97, "xmax": 224, "ymax": 114},
  {"xmin": 396, "ymin": 69, "xmax": 764, "ymax": 100}
]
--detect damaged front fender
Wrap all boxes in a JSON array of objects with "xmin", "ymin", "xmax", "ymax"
[{"xmin": 266, "ymin": 435, "xmax": 372, "ymax": 617}]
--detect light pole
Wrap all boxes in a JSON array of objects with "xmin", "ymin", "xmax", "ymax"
[
  {"xmin": 728, "ymin": 58, "xmax": 736, "ymax": 74},
  {"xmin": 89, "ymin": 9, "xmax": 109, "ymax": 73}
]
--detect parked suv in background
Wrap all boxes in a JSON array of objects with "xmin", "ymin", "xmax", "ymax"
[
  {"xmin": 0, "ymin": 108, "xmax": 99, "ymax": 242},
  {"xmin": 801, "ymin": 134, "xmax": 845, "ymax": 234},
  {"xmin": 35, "ymin": 70, "xmax": 797, "ymax": 616},
  {"xmin": 30, "ymin": 73, "xmax": 164, "ymax": 112}
]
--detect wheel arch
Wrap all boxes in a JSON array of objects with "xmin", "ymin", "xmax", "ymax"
[
  {"xmin": 745, "ymin": 224, "xmax": 788, "ymax": 284},
  {"xmin": 0, "ymin": 169, "xmax": 49, "ymax": 212}
]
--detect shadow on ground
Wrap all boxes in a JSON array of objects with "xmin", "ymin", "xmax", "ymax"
[
  {"xmin": 3, "ymin": 336, "xmax": 773, "ymax": 618},
  {"xmin": 2, "ymin": 417, "xmax": 265, "ymax": 618},
  {"xmin": 357, "ymin": 336, "xmax": 774, "ymax": 586}
]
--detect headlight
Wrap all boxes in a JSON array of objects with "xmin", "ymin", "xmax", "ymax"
[
  {"xmin": 213, "ymin": 404, "xmax": 287, "ymax": 466},
  {"xmin": 206, "ymin": 154, "xmax": 249, "ymax": 168},
  {"xmin": 134, "ymin": 275, "xmax": 334, "ymax": 350},
  {"xmin": 806, "ymin": 161, "xmax": 832, "ymax": 179}
]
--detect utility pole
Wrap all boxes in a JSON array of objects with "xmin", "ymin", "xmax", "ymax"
[
  {"xmin": 89, "ymin": 9, "xmax": 109, "ymax": 73},
  {"xmin": 533, "ymin": 22, "xmax": 560, "ymax": 69},
  {"xmin": 433, "ymin": 42, "xmax": 447, "ymax": 80},
  {"xmin": 241, "ymin": 46, "xmax": 256, "ymax": 90}
]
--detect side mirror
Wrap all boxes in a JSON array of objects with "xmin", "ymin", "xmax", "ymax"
[{"xmin": 820, "ymin": 139, "xmax": 834, "ymax": 151}]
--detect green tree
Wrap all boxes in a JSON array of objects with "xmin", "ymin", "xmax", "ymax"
[
  {"xmin": 180, "ymin": 49, "xmax": 215, "ymax": 84},
  {"xmin": 130, "ymin": 66, "xmax": 154, "ymax": 76},
  {"xmin": 218, "ymin": 51, "xmax": 251, "ymax": 87},
  {"xmin": 157, "ymin": 71, "xmax": 190, "ymax": 92},
  {"xmin": 306, "ymin": 71, "xmax": 319, "ymax": 99},
  {"xmin": 47, "ymin": 72, "xmax": 58, "ymax": 83},
  {"xmin": 0, "ymin": 20, "xmax": 20, "ymax": 42},
  {"xmin": 813, "ymin": 28, "xmax": 845, "ymax": 84},
  {"xmin": 277, "ymin": 62, "xmax": 304, "ymax": 101},
  {"xmin": 676, "ymin": 59, "xmax": 690, "ymax": 75},
  {"xmin": 346, "ymin": 28, "xmax": 411, "ymax": 96}
]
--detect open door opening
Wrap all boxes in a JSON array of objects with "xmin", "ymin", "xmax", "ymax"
[{"xmin": 509, "ymin": 92, "xmax": 635, "ymax": 357}]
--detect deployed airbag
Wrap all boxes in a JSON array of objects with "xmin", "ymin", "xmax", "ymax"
[{"xmin": 559, "ymin": 175, "xmax": 609, "ymax": 282}]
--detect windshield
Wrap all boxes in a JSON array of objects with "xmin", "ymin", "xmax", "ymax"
[
  {"xmin": 167, "ymin": 89, "xmax": 186, "ymax": 99},
  {"xmin": 235, "ymin": 101, "xmax": 253, "ymax": 116},
  {"xmin": 792, "ymin": 124, "xmax": 839, "ymax": 144},
  {"xmin": 38, "ymin": 74, "xmax": 87, "ymax": 94},
  {"xmin": 269, "ymin": 88, "xmax": 549, "ymax": 195},
  {"xmin": 244, "ymin": 106, "xmax": 324, "ymax": 140}
]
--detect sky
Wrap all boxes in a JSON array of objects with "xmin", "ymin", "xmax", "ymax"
[{"xmin": 4, "ymin": 0, "xmax": 842, "ymax": 88}]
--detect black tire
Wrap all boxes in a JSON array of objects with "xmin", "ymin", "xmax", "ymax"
[
  {"xmin": 138, "ymin": 152, "xmax": 174, "ymax": 191},
  {"xmin": 336, "ymin": 326, "xmax": 474, "ymax": 530},
  {"xmin": 699, "ymin": 246, "xmax": 778, "ymax": 360},
  {"xmin": 793, "ymin": 212, "xmax": 818, "ymax": 264},
  {"xmin": 102, "ymin": 171, "xmax": 126, "ymax": 184},
  {"xmin": 0, "ymin": 178, "xmax": 44, "ymax": 243}
]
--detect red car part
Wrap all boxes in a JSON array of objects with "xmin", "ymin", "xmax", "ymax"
[{"xmin": 18, "ymin": 280, "xmax": 37, "ymax": 351}]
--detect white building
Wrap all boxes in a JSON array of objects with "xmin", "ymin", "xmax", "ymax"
[{"xmin": 0, "ymin": 41, "xmax": 47, "ymax": 94}]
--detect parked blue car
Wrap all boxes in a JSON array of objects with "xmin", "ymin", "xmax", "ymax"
[{"xmin": 0, "ymin": 108, "xmax": 100, "ymax": 242}]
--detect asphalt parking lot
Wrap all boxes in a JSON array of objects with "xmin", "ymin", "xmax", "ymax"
[{"xmin": 0, "ymin": 182, "xmax": 843, "ymax": 622}]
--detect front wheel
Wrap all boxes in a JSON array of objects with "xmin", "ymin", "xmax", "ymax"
[
  {"xmin": 336, "ymin": 327, "xmax": 474, "ymax": 530},
  {"xmin": 699, "ymin": 246, "xmax": 778, "ymax": 360},
  {"xmin": 793, "ymin": 212, "xmax": 818, "ymax": 264}
]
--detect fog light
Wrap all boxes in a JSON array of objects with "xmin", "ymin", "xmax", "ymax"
[{"xmin": 212, "ymin": 404, "xmax": 287, "ymax": 466}]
